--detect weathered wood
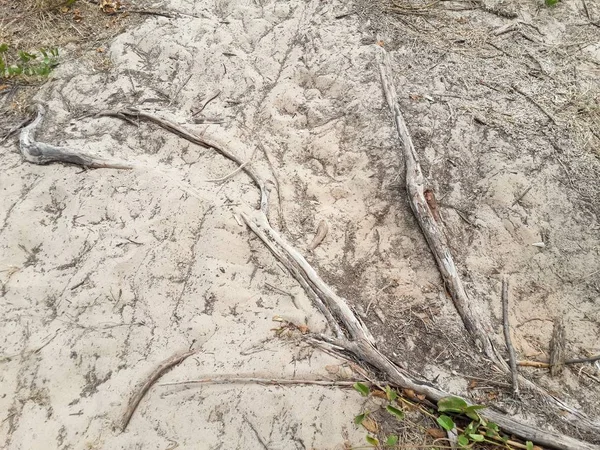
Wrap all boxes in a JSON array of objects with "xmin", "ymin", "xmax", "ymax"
[
  {"xmin": 375, "ymin": 47, "xmax": 497, "ymax": 360},
  {"xmin": 20, "ymin": 104, "xmax": 133, "ymax": 169},
  {"xmin": 501, "ymin": 277, "xmax": 520, "ymax": 396},
  {"xmin": 97, "ymin": 108, "xmax": 269, "ymax": 215},
  {"xmin": 119, "ymin": 349, "xmax": 196, "ymax": 432},
  {"xmin": 242, "ymin": 210, "xmax": 600, "ymax": 450},
  {"xmin": 550, "ymin": 317, "xmax": 566, "ymax": 377}
]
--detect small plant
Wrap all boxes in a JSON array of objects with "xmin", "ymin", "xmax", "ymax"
[
  {"xmin": 0, "ymin": 44, "xmax": 59, "ymax": 78},
  {"xmin": 352, "ymin": 384, "xmax": 538, "ymax": 449},
  {"xmin": 545, "ymin": 0, "xmax": 560, "ymax": 6}
]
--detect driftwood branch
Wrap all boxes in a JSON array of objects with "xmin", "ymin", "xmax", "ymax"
[
  {"xmin": 375, "ymin": 47, "xmax": 497, "ymax": 361},
  {"xmin": 20, "ymin": 104, "xmax": 133, "ymax": 169},
  {"xmin": 516, "ymin": 356, "xmax": 600, "ymax": 369},
  {"xmin": 119, "ymin": 349, "xmax": 196, "ymax": 432},
  {"xmin": 501, "ymin": 277, "xmax": 519, "ymax": 397},
  {"xmin": 96, "ymin": 108, "xmax": 269, "ymax": 215}
]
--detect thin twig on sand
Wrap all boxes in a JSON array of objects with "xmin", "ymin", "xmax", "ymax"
[
  {"xmin": 501, "ymin": 277, "xmax": 520, "ymax": 397},
  {"xmin": 119, "ymin": 349, "xmax": 197, "ymax": 431},
  {"xmin": 159, "ymin": 377, "xmax": 364, "ymax": 388}
]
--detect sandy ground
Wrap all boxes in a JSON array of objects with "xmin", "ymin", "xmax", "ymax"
[{"xmin": 1, "ymin": 0, "xmax": 599, "ymax": 449}]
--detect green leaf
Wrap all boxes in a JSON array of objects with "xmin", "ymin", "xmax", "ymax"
[
  {"xmin": 353, "ymin": 382, "xmax": 370, "ymax": 397},
  {"xmin": 8, "ymin": 65, "xmax": 22, "ymax": 75},
  {"xmin": 386, "ymin": 435, "xmax": 398, "ymax": 446},
  {"xmin": 436, "ymin": 414, "xmax": 455, "ymax": 431},
  {"xmin": 0, "ymin": 43, "xmax": 8, "ymax": 53},
  {"xmin": 385, "ymin": 385, "xmax": 397, "ymax": 402},
  {"xmin": 355, "ymin": 412, "xmax": 368, "ymax": 425},
  {"xmin": 457, "ymin": 435, "xmax": 470, "ymax": 447},
  {"xmin": 386, "ymin": 405, "xmax": 405, "ymax": 420},
  {"xmin": 486, "ymin": 428, "xmax": 499, "ymax": 437},
  {"xmin": 469, "ymin": 433, "xmax": 485, "ymax": 442},
  {"xmin": 437, "ymin": 396, "xmax": 468, "ymax": 413},
  {"xmin": 545, "ymin": 0, "xmax": 559, "ymax": 6},
  {"xmin": 487, "ymin": 422, "xmax": 499, "ymax": 431},
  {"xmin": 526, "ymin": 441, "xmax": 534, "ymax": 450},
  {"xmin": 366, "ymin": 435, "xmax": 379, "ymax": 446},
  {"xmin": 464, "ymin": 421, "xmax": 477, "ymax": 436}
]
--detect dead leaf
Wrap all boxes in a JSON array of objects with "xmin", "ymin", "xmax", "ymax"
[
  {"xmin": 361, "ymin": 417, "xmax": 379, "ymax": 433},
  {"xmin": 73, "ymin": 9, "xmax": 83, "ymax": 22},
  {"xmin": 468, "ymin": 380, "xmax": 478, "ymax": 390},
  {"xmin": 371, "ymin": 389, "xmax": 387, "ymax": 400},
  {"xmin": 0, "ymin": 85, "xmax": 8, "ymax": 92},
  {"xmin": 376, "ymin": 40, "xmax": 384, "ymax": 47},
  {"xmin": 96, "ymin": 48, "xmax": 105, "ymax": 53},
  {"xmin": 297, "ymin": 324, "xmax": 309, "ymax": 334},
  {"xmin": 426, "ymin": 428, "xmax": 447, "ymax": 439}
]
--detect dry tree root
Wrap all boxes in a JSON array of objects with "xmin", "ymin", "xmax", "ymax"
[
  {"xmin": 240, "ymin": 210, "xmax": 599, "ymax": 450},
  {"xmin": 518, "ymin": 354, "xmax": 600, "ymax": 368},
  {"xmin": 376, "ymin": 46, "xmax": 497, "ymax": 361},
  {"xmin": 96, "ymin": 108, "xmax": 269, "ymax": 215},
  {"xmin": 14, "ymin": 69, "xmax": 598, "ymax": 448},
  {"xmin": 19, "ymin": 104, "xmax": 133, "ymax": 169},
  {"xmin": 119, "ymin": 349, "xmax": 197, "ymax": 432},
  {"xmin": 550, "ymin": 317, "xmax": 566, "ymax": 377}
]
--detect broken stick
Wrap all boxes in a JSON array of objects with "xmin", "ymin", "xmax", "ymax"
[
  {"xmin": 501, "ymin": 277, "xmax": 519, "ymax": 397},
  {"xmin": 119, "ymin": 349, "xmax": 196, "ymax": 431}
]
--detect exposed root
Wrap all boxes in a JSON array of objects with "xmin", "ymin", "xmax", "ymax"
[
  {"xmin": 19, "ymin": 104, "xmax": 133, "ymax": 169},
  {"xmin": 96, "ymin": 108, "xmax": 269, "ymax": 215}
]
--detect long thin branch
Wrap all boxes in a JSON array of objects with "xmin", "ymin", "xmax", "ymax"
[
  {"xmin": 501, "ymin": 277, "xmax": 519, "ymax": 397},
  {"xmin": 119, "ymin": 349, "xmax": 196, "ymax": 431},
  {"xmin": 376, "ymin": 46, "xmax": 496, "ymax": 360},
  {"xmin": 159, "ymin": 377, "xmax": 364, "ymax": 388},
  {"xmin": 20, "ymin": 105, "xmax": 133, "ymax": 169},
  {"xmin": 96, "ymin": 108, "xmax": 269, "ymax": 214}
]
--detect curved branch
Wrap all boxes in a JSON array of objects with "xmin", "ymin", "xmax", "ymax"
[
  {"xmin": 96, "ymin": 108, "xmax": 269, "ymax": 215},
  {"xmin": 20, "ymin": 104, "xmax": 133, "ymax": 169}
]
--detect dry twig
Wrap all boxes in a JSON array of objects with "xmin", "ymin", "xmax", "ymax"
[
  {"xmin": 501, "ymin": 277, "xmax": 519, "ymax": 397},
  {"xmin": 96, "ymin": 108, "xmax": 269, "ymax": 214},
  {"xmin": 550, "ymin": 317, "xmax": 566, "ymax": 377},
  {"xmin": 159, "ymin": 377, "xmax": 364, "ymax": 388},
  {"xmin": 120, "ymin": 349, "xmax": 197, "ymax": 431}
]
